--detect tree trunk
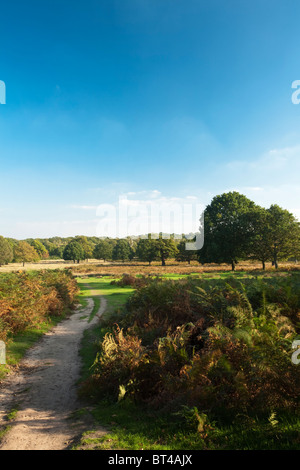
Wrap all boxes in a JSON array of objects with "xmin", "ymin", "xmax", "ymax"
[
  {"xmin": 262, "ymin": 260, "xmax": 265, "ymax": 270},
  {"xmin": 273, "ymin": 246, "xmax": 279, "ymax": 269},
  {"xmin": 273, "ymin": 252, "xmax": 278, "ymax": 269},
  {"xmin": 161, "ymin": 257, "xmax": 166, "ymax": 266},
  {"xmin": 231, "ymin": 260, "xmax": 235, "ymax": 271}
]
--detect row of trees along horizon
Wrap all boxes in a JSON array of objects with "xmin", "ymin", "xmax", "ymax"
[{"xmin": 0, "ymin": 192, "xmax": 299, "ymax": 271}]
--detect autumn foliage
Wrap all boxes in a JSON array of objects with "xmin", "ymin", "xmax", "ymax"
[
  {"xmin": 86, "ymin": 274, "xmax": 300, "ymax": 417},
  {"xmin": 0, "ymin": 269, "xmax": 79, "ymax": 342}
]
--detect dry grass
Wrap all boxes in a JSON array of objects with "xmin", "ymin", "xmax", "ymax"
[
  {"xmin": 70, "ymin": 260, "xmax": 300, "ymax": 276},
  {"xmin": 0, "ymin": 259, "xmax": 104, "ymax": 273},
  {"xmin": 1, "ymin": 259, "xmax": 299, "ymax": 276}
]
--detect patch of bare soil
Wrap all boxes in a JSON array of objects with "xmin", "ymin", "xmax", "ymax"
[{"xmin": 0, "ymin": 297, "xmax": 107, "ymax": 450}]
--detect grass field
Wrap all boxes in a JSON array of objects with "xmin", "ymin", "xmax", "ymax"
[
  {"xmin": 1, "ymin": 258, "xmax": 298, "ymax": 275},
  {"xmin": 71, "ymin": 260, "xmax": 300, "ymax": 277},
  {"xmin": 0, "ymin": 259, "xmax": 104, "ymax": 273}
]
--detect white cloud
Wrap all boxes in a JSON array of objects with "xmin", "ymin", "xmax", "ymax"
[{"xmin": 220, "ymin": 146, "xmax": 300, "ymax": 219}]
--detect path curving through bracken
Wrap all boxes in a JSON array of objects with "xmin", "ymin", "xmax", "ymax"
[{"xmin": 0, "ymin": 295, "xmax": 106, "ymax": 450}]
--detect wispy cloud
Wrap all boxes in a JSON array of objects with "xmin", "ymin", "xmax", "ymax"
[
  {"xmin": 215, "ymin": 146, "xmax": 300, "ymax": 220},
  {"xmin": 69, "ymin": 205, "xmax": 98, "ymax": 210}
]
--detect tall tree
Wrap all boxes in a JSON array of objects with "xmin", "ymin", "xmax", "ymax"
[
  {"xmin": 93, "ymin": 240, "xmax": 113, "ymax": 261},
  {"xmin": 136, "ymin": 237, "xmax": 158, "ymax": 265},
  {"xmin": 75, "ymin": 236, "xmax": 94, "ymax": 261},
  {"xmin": 30, "ymin": 239, "xmax": 49, "ymax": 259},
  {"xmin": 265, "ymin": 205, "xmax": 300, "ymax": 269},
  {"xmin": 0, "ymin": 236, "xmax": 13, "ymax": 266},
  {"xmin": 14, "ymin": 241, "xmax": 39, "ymax": 266},
  {"xmin": 198, "ymin": 192, "xmax": 256, "ymax": 270},
  {"xmin": 247, "ymin": 206, "xmax": 273, "ymax": 270},
  {"xmin": 63, "ymin": 240, "xmax": 85, "ymax": 263},
  {"xmin": 127, "ymin": 237, "xmax": 137, "ymax": 261},
  {"xmin": 112, "ymin": 239, "xmax": 131, "ymax": 262},
  {"xmin": 175, "ymin": 239, "xmax": 198, "ymax": 264},
  {"xmin": 154, "ymin": 234, "xmax": 178, "ymax": 266}
]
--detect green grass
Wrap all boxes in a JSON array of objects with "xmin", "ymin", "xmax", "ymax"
[
  {"xmin": 74, "ymin": 396, "xmax": 300, "ymax": 450},
  {"xmin": 5, "ymin": 405, "xmax": 19, "ymax": 422},
  {"xmin": 77, "ymin": 276, "xmax": 135, "ymax": 382},
  {"xmin": 79, "ymin": 324, "xmax": 104, "ymax": 383},
  {"xmin": 0, "ymin": 404, "xmax": 21, "ymax": 445},
  {"xmin": 0, "ymin": 425, "xmax": 12, "ymax": 442},
  {"xmin": 74, "ymin": 399, "xmax": 205, "ymax": 450},
  {"xmin": 77, "ymin": 277, "xmax": 134, "ymax": 321}
]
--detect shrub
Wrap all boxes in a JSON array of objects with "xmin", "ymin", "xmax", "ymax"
[
  {"xmin": 85, "ymin": 274, "xmax": 300, "ymax": 419},
  {"xmin": 0, "ymin": 270, "xmax": 79, "ymax": 342}
]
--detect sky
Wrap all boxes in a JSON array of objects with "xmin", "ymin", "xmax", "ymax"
[{"xmin": 0, "ymin": 0, "xmax": 300, "ymax": 239}]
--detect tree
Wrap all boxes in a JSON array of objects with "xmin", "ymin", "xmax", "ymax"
[
  {"xmin": 0, "ymin": 236, "xmax": 13, "ymax": 266},
  {"xmin": 75, "ymin": 236, "xmax": 94, "ymax": 261},
  {"xmin": 136, "ymin": 237, "xmax": 158, "ymax": 265},
  {"xmin": 127, "ymin": 237, "xmax": 137, "ymax": 261},
  {"xmin": 50, "ymin": 245, "xmax": 64, "ymax": 259},
  {"xmin": 93, "ymin": 240, "xmax": 113, "ymax": 261},
  {"xmin": 198, "ymin": 192, "xmax": 256, "ymax": 271},
  {"xmin": 112, "ymin": 239, "xmax": 131, "ymax": 262},
  {"xmin": 30, "ymin": 239, "xmax": 49, "ymax": 259},
  {"xmin": 14, "ymin": 241, "xmax": 39, "ymax": 266},
  {"xmin": 63, "ymin": 240, "xmax": 85, "ymax": 263},
  {"xmin": 265, "ymin": 205, "xmax": 300, "ymax": 269},
  {"xmin": 175, "ymin": 239, "xmax": 198, "ymax": 264},
  {"xmin": 154, "ymin": 234, "xmax": 178, "ymax": 266},
  {"xmin": 247, "ymin": 206, "xmax": 273, "ymax": 270}
]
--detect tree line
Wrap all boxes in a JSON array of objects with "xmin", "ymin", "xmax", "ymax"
[{"xmin": 0, "ymin": 192, "xmax": 299, "ymax": 270}]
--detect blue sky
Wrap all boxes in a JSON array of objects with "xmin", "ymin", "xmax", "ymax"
[{"xmin": 0, "ymin": 0, "xmax": 300, "ymax": 238}]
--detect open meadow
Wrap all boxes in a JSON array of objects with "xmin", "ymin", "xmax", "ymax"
[{"xmin": 1, "ymin": 258, "xmax": 299, "ymax": 275}]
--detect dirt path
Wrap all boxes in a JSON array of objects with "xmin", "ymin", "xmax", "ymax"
[{"xmin": 0, "ymin": 294, "xmax": 107, "ymax": 451}]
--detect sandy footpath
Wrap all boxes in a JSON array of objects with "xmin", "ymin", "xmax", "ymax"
[{"xmin": 0, "ymin": 296, "xmax": 107, "ymax": 450}]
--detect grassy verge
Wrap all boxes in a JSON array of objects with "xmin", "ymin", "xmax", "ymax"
[
  {"xmin": 76, "ymin": 277, "xmax": 134, "ymax": 320},
  {"xmin": 75, "ymin": 401, "xmax": 300, "ymax": 450},
  {"xmin": 0, "ymin": 269, "xmax": 79, "ymax": 382},
  {"xmin": 77, "ymin": 276, "xmax": 134, "ymax": 383}
]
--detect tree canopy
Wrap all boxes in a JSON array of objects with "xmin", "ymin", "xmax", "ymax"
[
  {"xmin": 0, "ymin": 236, "xmax": 13, "ymax": 266},
  {"xmin": 14, "ymin": 241, "xmax": 39, "ymax": 266},
  {"xmin": 93, "ymin": 240, "xmax": 113, "ymax": 261},
  {"xmin": 0, "ymin": 192, "xmax": 298, "ymax": 271},
  {"xmin": 63, "ymin": 240, "xmax": 85, "ymax": 263},
  {"xmin": 199, "ymin": 192, "xmax": 256, "ymax": 270},
  {"xmin": 112, "ymin": 239, "xmax": 131, "ymax": 262}
]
